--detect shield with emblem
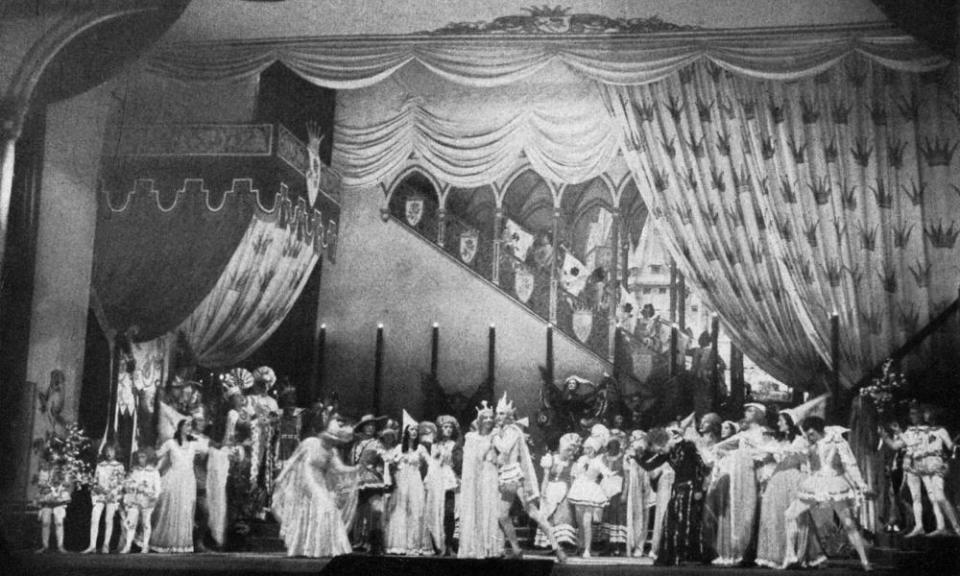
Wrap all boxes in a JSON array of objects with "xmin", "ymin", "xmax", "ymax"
[
  {"xmin": 572, "ymin": 308, "xmax": 594, "ymax": 343},
  {"xmin": 405, "ymin": 195, "xmax": 425, "ymax": 227},
  {"xmin": 459, "ymin": 229, "xmax": 479, "ymax": 264},
  {"xmin": 514, "ymin": 265, "xmax": 535, "ymax": 303}
]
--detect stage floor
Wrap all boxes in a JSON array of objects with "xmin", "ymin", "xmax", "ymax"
[{"xmin": 6, "ymin": 551, "xmax": 895, "ymax": 576}]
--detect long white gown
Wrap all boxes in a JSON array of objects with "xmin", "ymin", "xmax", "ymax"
[
  {"xmin": 271, "ymin": 437, "xmax": 353, "ymax": 557},
  {"xmin": 151, "ymin": 438, "xmax": 201, "ymax": 553},
  {"xmin": 457, "ymin": 431, "xmax": 503, "ymax": 558}
]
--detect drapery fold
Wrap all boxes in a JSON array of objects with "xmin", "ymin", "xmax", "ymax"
[
  {"xmin": 603, "ymin": 55, "xmax": 960, "ymax": 388},
  {"xmin": 332, "ymin": 92, "xmax": 621, "ymax": 188},
  {"xmin": 178, "ymin": 212, "xmax": 319, "ymax": 367},
  {"xmin": 143, "ymin": 26, "xmax": 948, "ymax": 89}
]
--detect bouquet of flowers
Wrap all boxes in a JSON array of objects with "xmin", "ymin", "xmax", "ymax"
[
  {"xmin": 859, "ymin": 359, "xmax": 904, "ymax": 416},
  {"xmin": 32, "ymin": 422, "xmax": 94, "ymax": 489}
]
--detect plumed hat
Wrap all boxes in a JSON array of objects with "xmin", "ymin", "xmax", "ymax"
[{"xmin": 252, "ymin": 366, "xmax": 277, "ymax": 390}]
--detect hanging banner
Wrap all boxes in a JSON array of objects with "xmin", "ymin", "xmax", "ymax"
[
  {"xmin": 459, "ymin": 229, "xmax": 479, "ymax": 264},
  {"xmin": 502, "ymin": 218, "xmax": 534, "ymax": 261},
  {"xmin": 405, "ymin": 195, "xmax": 425, "ymax": 226},
  {"xmin": 515, "ymin": 265, "xmax": 535, "ymax": 303},
  {"xmin": 572, "ymin": 308, "xmax": 594, "ymax": 343},
  {"xmin": 561, "ymin": 251, "xmax": 587, "ymax": 296}
]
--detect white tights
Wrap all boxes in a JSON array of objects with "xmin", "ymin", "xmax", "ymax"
[
  {"xmin": 121, "ymin": 506, "xmax": 154, "ymax": 553},
  {"xmin": 85, "ymin": 502, "xmax": 119, "ymax": 553}
]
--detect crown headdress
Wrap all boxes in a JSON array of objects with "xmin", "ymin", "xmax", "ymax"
[
  {"xmin": 476, "ymin": 400, "xmax": 493, "ymax": 418},
  {"xmin": 496, "ymin": 391, "xmax": 515, "ymax": 415}
]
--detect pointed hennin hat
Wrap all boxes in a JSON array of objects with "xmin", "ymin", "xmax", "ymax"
[
  {"xmin": 402, "ymin": 409, "xmax": 418, "ymax": 431},
  {"xmin": 780, "ymin": 394, "xmax": 829, "ymax": 426}
]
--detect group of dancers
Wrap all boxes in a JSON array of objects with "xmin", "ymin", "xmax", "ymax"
[
  {"xmin": 269, "ymin": 393, "xmax": 899, "ymax": 571},
  {"xmin": 33, "ymin": 369, "xmax": 960, "ymax": 573}
]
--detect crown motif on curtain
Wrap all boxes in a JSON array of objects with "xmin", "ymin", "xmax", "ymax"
[
  {"xmin": 860, "ymin": 224, "xmax": 879, "ymax": 251},
  {"xmin": 892, "ymin": 222, "xmax": 914, "ymax": 248},
  {"xmin": 775, "ymin": 216, "xmax": 793, "ymax": 242},
  {"xmin": 696, "ymin": 98, "xmax": 713, "ymax": 122},
  {"xmin": 879, "ymin": 269, "xmax": 898, "ymax": 293},
  {"xmin": 651, "ymin": 167, "xmax": 670, "ymax": 193},
  {"xmin": 804, "ymin": 220, "xmax": 819, "ymax": 248},
  {"xmin": 809, "ymin": 176, "xmax": 831, "ymax": 205},
  {"xmin": 661, "ymin": 137, "xmax": 677, "ymax": 159},
  {"xmin": 768, "ymin": 99, "xmax": 786, "ymax": 124},
  {"xmin": 724, "ymin": 247, "xmax": 741, "ymax": 266},
  {"xmin": 780, "ymin": 176, "xmax": 797, "ymax": 204},
  {"xmin": 839, "ymin": 180, "xmax": 858, "ymax": 211},
  {"xmin": 683, "ymin": 167, "xmax": 698, "ymax": 191},
  {"xmin": 868, "ymin": 102, "xmax": 888, "ymax": 126},
  {"xmin": 821, "ymin": 259, "xmax": 843, "ymax": 287},
  {"xmin": 860, "ymin": 307, "xmax": 884, "ymax": 335},
  {"xmin": 678, "ymin": 66, "xmax": 695, "ymax": 85},
  {"xmin": 851, "ymin": 138, "xmax": 873, "ymax": 167},
  {"xmin": 871, "ymin": 179, "xmax": 893, "ymax": 209},
  {"xmin": 800, "ymin": 97, "xmax": 820, "ymax": 124},
  {"xmin": 686, "ymin": 131, "xmax": 705, "ymax": 158},
  {"xmin": 632, "ymin": 100, "xmax": 655, "ymax": 123},
  {"xmin": 887, "ymin": 139, "xmax": 907, "ymax": 169},
  {"xmin": 665, "ymin": 95, "xmax": 684, "ymax": 122},
  {"xmin": 715, "ymin": 132, "xmax": 731, "ymax": 157},
  {"xmin": 496, "ymin": 392, "xmax": 515, "ymax": 415},
  {"xmin": 709, "ymin": 168, "xmax": 725, "ymax": 193},
  {"xmin": 909, "ymin": 260, "xmax": 931, "ymax": 288},
  {"xmin": 898, "ymin": 304, "xmax": 920, "ymax": 333},
  {"xmin": 924, "ymin": 220, "xmax": 960, "ymax": 249},
  {"xmin": 824, "ymin": 139, "xmax": 839, "ymax": 164},
  {"xmin": 740, "ymin": 98, "xmax": 757, "ymax": 120},
  {"xmin": 761, "ymin": 136, "xmax": 776, "ymax": 160},
  {"xmin": 748, "ymin": 280, "xmax": 764, "ymax": 302},
  {"xmin": 788, "ymin": 138, "xmax": 806, "ymax": 164},
  {"xmin": 731, "ymin": 165, "xmax": 749, "ymax": 190},
  {"xmin": 919, "ymin": 137, "xmax": 958, "ymax": 167},
  {"xmin": 903, "ymin": 181, "xmax": 926, "ymax": 207},
  {"xmin": 832, "ymin": 100, "xmax": 852, "ymax": 125}
]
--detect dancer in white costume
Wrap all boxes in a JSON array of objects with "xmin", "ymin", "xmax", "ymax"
[{"xmin": 271, "ymin": 408, "xmax": 357, "ymax": 558}]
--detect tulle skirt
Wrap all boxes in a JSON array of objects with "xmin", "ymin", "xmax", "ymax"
[
  {"xmin": 150, "ymin": 465, "xmax": 196, "ymax": 553},
  {"xmin": 272, "ymin": 463, "xmax": 351, "ymax": 557},
  {"xmin": 568, "ymin": 479, "xmax": 608, "ymax": 509},
  {"xmin": 798, "ymin": 474, "xmax": 859, "ymax": 505},
  {"xmin": 535, "ymin": 481, "xmax": 577, "ymax": 548}
]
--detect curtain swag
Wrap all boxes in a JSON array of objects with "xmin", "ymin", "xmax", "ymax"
[{"xmin": 144, "ymin": 26, "xmax": 948, "ymax": 89}]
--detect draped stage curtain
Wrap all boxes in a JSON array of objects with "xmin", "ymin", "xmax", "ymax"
[
  {"xmin": 133, "ymin": 24, "xmax": 958, "ymax": 389},
  {"xmin": 178, "ymin": 204, "xmax": 320, "ymax": 367},
  {"xmin": 94, "ymin": 182, "xmax": 324, "ymax": 365},
  {"xmin": 603, "ymin": 57, "xmax": 960, "ymax": 388}
]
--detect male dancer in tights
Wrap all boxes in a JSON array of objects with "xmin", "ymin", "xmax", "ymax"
[{"xmin": 491, "ymin": 393, "xmax": 567, "ymax": 562}]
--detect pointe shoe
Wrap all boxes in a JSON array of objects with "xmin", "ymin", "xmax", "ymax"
[
  {"xmin": 101, "ymin": 546, "xmax": 110, "ymax": 554},
  {"xmin": 81, "ymin": 547, "xmax": 95, "ymax": 554},
  {"xmin": 35, "ymin": 547, "xmax": 48, "ymax": 555},
  {"xmin": 927, "ymin": 529, "xmax": 951, "ymax": 538},
  {"xmin": 904, "ymin": 527, "xmax": 925, "ymax": 538},
  {"xmin": 120, "ymin": 547, "xmax": 131, "ymax": 554},
  {"xmin": 861, "ymin": 562, "xmax": 874, "ymax": 572},
  {"xmin": 582, "ymin": 550, "xmax": 591, "ymax": 559},
  {"xmin": 56, "ymin": 547, "xmax": 67, "ymax": 553},
  {"xmin": 554, "ymin": 548, "xmax": 567, "ymax": 563}
]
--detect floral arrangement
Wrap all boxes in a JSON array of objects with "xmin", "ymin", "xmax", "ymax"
[
  {"xmin": 859, "ymin": 359, "xmax": 905, "ymax": 416},
  {"xmin": 32, "ymin": 423, "xmax": 94, "ymax": 489}
]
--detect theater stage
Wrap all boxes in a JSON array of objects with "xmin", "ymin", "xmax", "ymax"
[{"xmin": 6, "ymin": 551, "xmax": 903, "ymax": 576}]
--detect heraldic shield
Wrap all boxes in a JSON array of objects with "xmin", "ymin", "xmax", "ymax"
[
  {"xmin": 572, "ymin": 308, "xmax": 594, "ymax": 343},
  {"xmin": 459, "ymin": 229, "xmax": 479, "ymax": 264},
  {"xmin": 405, "ymin": 196, "xmax": 425, "ymax": 226},
  {"xmin": 514, "ymin": 265, "xmax": 535, "ymax": 303}
]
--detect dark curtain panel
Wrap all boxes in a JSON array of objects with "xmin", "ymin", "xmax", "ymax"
[
  {"xmin": 872, "ymin": 0, "xmax": 957, "ymax": 60},
  {"xmin": 92, "ymin": 182, "xmax": 258, "ymax": 341}
]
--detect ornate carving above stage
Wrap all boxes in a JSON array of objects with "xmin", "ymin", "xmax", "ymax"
[{"xmin": 427, "ymin": 8, "xmax": 700, "ymax": 36}]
